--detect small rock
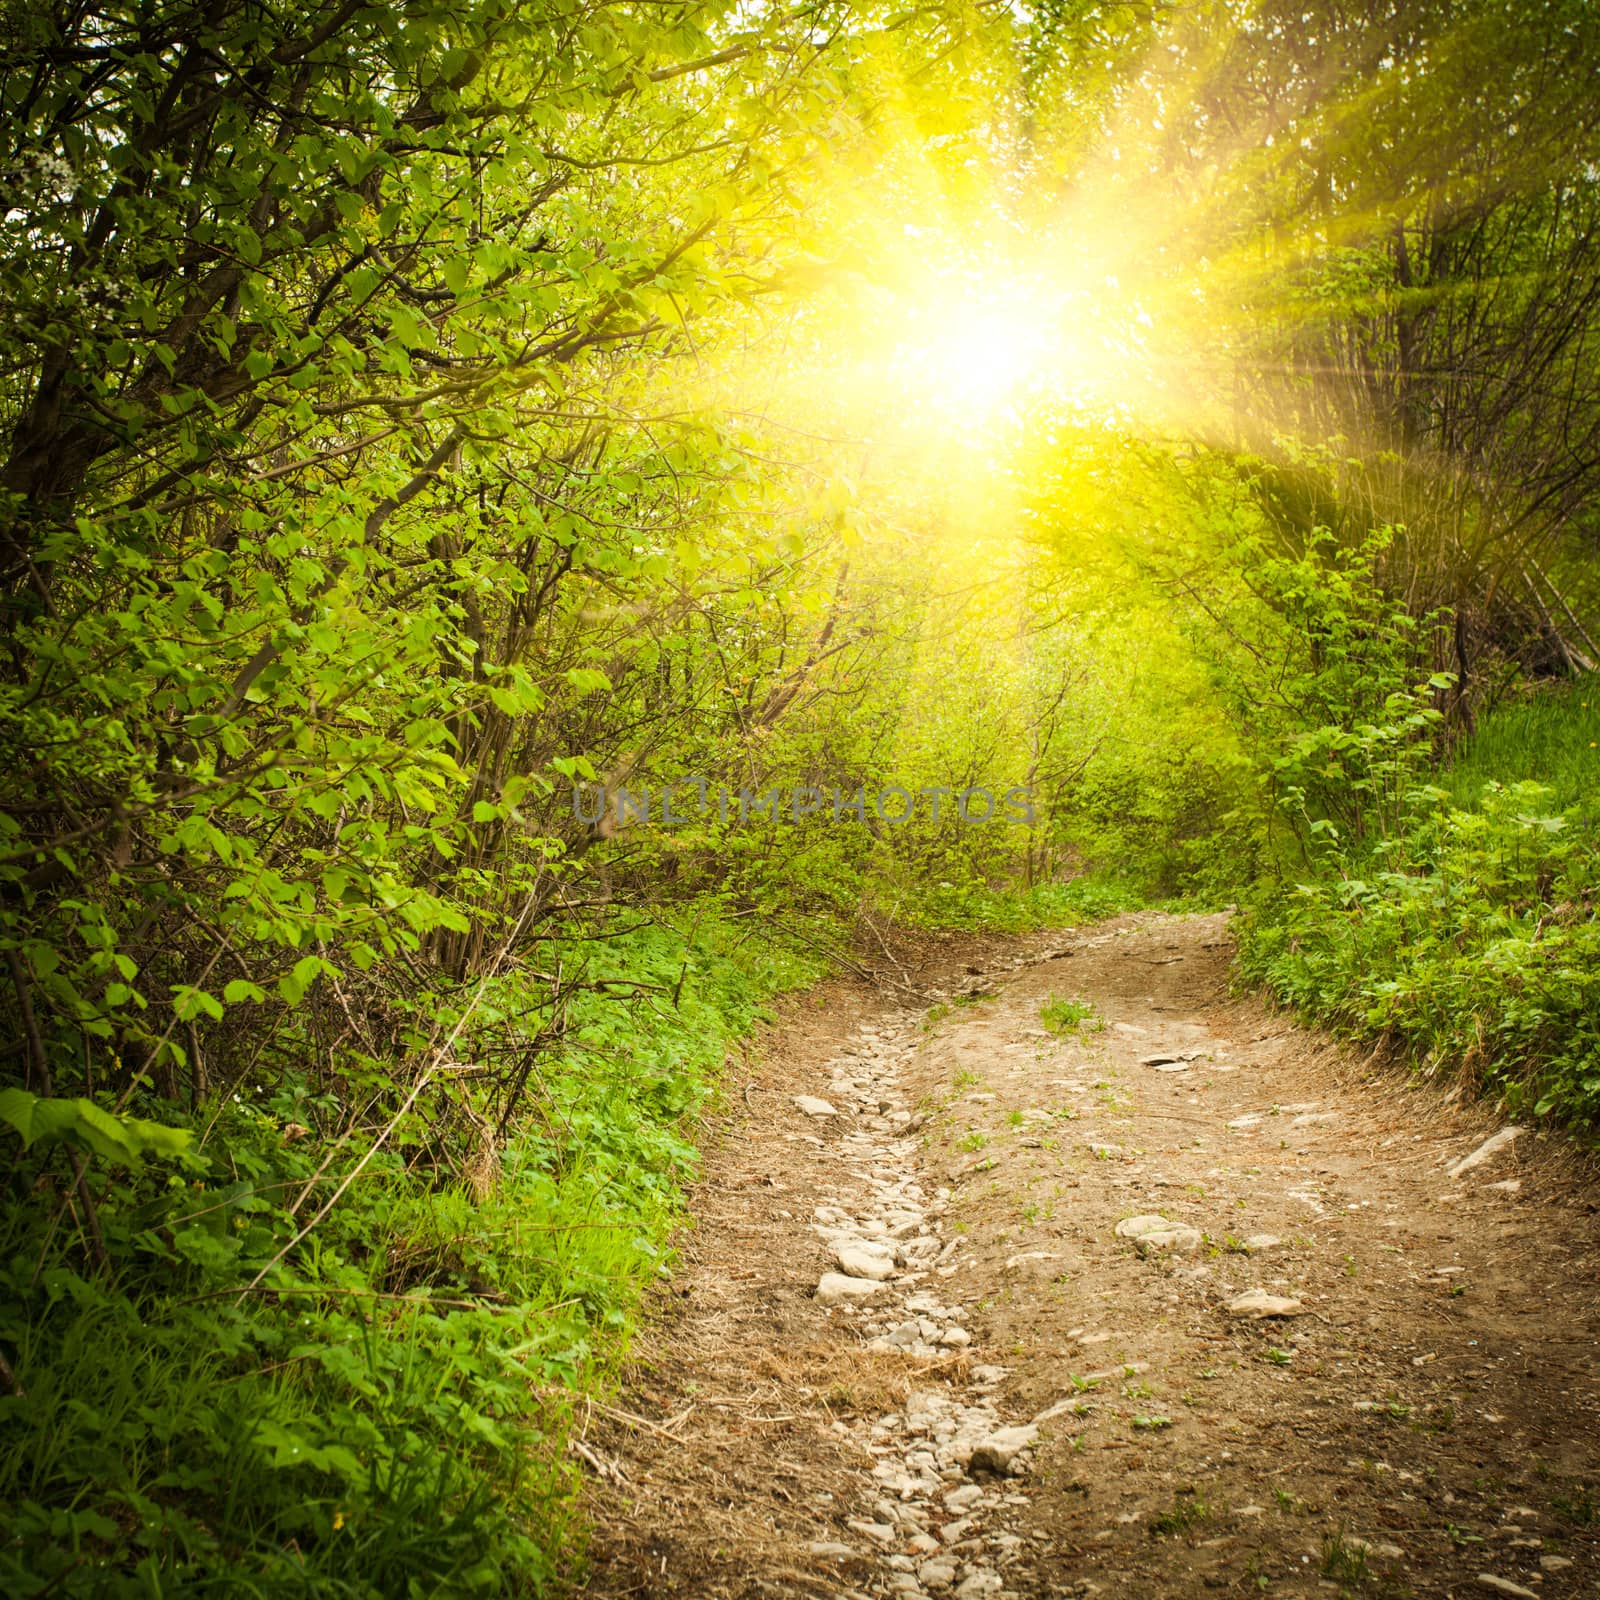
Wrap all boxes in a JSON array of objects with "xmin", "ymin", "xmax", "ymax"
[
  {"xmin": 1114, "ymin": 1214, "xmax": 1202, "ymax": 1253},
  {"xmin": 795, "ymin": 1095, "xmax": 839, "ymax": 1117},
  {"xmin": 837, "ymin": 1242, "xmax": 896, "ymax": 1281},
  {"xmin": 944, "ymin": 1483, "xmax": 986, "ymax": 1511},
  {"xmin": 1476, "ymin": 1577, "xmax": 1539, "ymax": 1600},
  {"xmin": 1032, "ymin": 1396, "xmax": 1090, "ymax": 1424},
  {"xmin": 807, "ymin": 1540, "xmax": 858, "ymax": 1559},
  {"xmin": 1241, "ymin": 1234, "xmax": 1281, "ymax": 1253},
  {"xmin": 847, "ymin": 1518, "xmax": 899, "ymax": 1547},
  {"xmin": 967, "ymin": 1424, "xmax": 1039, "ymax": 1475},
  {"xmin": 1346, "ymin": 1537, "xmax": 1405, "ymax": 1560},
  {"xmin": 1290, "ymin": 1111, "xmax": 1337, "ymax": 1127},
  {"xmin": 918, "ymin": 1558, "xmax": 959, "ymax": 1590},
  {"xmin": 1226, "ymin": 1288, "xmax": 1304, "ymax": 1318},
  {"xmin": 817, "ymin": 1272, "xmax": 891, "ymax": 1304},
  {"xmin": 1486, "ymin": 1178, "xmax": 1522, "ymax": 1194},
  {"xmin": 1004, "ymin": 1250, "xmax": 1065, "ymax": 1270},
  {"xmin": 954, "ymin": 1574, "xmax": 1002, "ymax": 1599},
  {"xmin": 1541, "ymin": 1555, "xmax": 1573, "ymax": 1571},
  {"xmin": 1446, "ymin": 1126, "xmax": 1522, "ymax": 1180},
  {"xmin": 939, "ymin": 1327, "xmax": 972, "ymax": 1348}
]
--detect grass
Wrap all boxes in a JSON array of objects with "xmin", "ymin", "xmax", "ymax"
[
  {"xmin": 1148, "ymin": 1489, "xmax": 1209, "ymax": 1537},
  {"xmin": 1320, "ymin": 1528, "xmax": 1371, "ymax": 1587},
  {"xmin": 1441, "ymin": 678, "xmax": 1600, "ymax": 816},
  {"xmin": 1040, "ymin": 993, "xmax": 1104, "ymax": 1036},
  {"xmin": 0, "ymin": 909, "xmax": 824, "ymax": 1598}
]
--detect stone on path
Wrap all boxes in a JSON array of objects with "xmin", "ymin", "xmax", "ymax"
[
  {"xmin": 1114, "ymin": 1214, "xmax": 1203, "ymax": 1252},
  {"xmin": 817, "ymin": 1271, "xmax": 891, "ymax": 1304},
  {"xmin": 1346, "ymin": 1537, "xmax": 1405, "ymax": 1560},
  {"xmin": 966, "ymin": 1423, "xmax": 1038, "ymax": 1475},
  {"xmin": 1446, "ymin": 1126, "xmax": 1522, "ymax": 1180},
  {"xmin": 1241, "ymin": 1233, "xmax": 1281, "ymax": 1253},
  {"xmin": 847, "ymin": 1519, "xmax": 898, "ymax": 1548},
  {"xmin": 795, "ymin": 1094, "xmax": 839, "ymax": 1117},
  {"xmin": 1033, "ymin": 1396, "xmax": 1091, "ymax": 1424},
  {"xmin": 807, "ymin": 1540, "xmax": 858, "ymax": 1559},
  {"xmin": 1139, "ymin": 1052, "xmax": 1192, "ymax": 1068},
  {"xmin": 1226, "ymin": 1287, "xmax": 1304, "ymax": 1318},
  {"xmin": 1476, "ymin": 1577, "xmax": 1539, "ymax": 1600},
  {"xmin": 954, "ymin": 1574, "xmax": 1002, "ymax": 1599},
  {"xmin": 836, "ymin": 1241, "xmax": 896, "ymax": 1280}
]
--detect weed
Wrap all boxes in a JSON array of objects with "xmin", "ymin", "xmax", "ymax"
[
  {"xmin": 1040, "ymin": 994, "xmax": 1105, "ymax": 1036},
  {"xmin": 1149, "ymin": 1490, "xmax": 1209, "ymax": 1537},
  {"xmin": 1553, "ymin": 1484, "xmax": 1596, "ymax": 1525},
  {"xmin": 1321, "ymin": 1528, "xmax": 1371, "ymax": 1586}
]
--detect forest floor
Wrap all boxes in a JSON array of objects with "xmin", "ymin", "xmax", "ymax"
[{"xmin": 576, "ymin": 912, "xmax": 1600, "ymax": 1600}]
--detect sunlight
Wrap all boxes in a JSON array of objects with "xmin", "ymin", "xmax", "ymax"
[
  {"xmin": 894, "ymin": 296, "xmax": 1046, "ymax": 412},
  {"xmin": 863, "ymin": 261, "xmax": 1163, "ymax": 433}
]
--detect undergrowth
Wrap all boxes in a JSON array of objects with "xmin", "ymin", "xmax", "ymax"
[
  {"xmin": 1240, "ymin": 679, "xmax": 1600, "ymax": 1127},
  {"xmin": 0, "ymin": 913, "xmax": 822, "ymax": 1597}
]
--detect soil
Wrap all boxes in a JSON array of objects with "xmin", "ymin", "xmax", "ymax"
[{"xmin": 575, "ymin": 912, "xmax": 1600, "ymax": 1600}]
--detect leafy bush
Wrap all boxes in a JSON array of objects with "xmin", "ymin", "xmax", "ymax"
[{"xmin": 1241, "ymin": 732, "xmax": 1600, "ymax": 1125}]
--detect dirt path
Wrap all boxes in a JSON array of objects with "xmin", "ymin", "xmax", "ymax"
[{"xmin": 577, "ymin": 912, "xmax": 1600, "ymax": 1600}]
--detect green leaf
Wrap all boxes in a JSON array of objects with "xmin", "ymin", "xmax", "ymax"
[
  {"xmin": 0, "ymin": 1089, "xmax": 192, "ymax": 1167},
  {"xmin": 172, "ymin": 985, "xmax": 225, "ymax": 1022}
]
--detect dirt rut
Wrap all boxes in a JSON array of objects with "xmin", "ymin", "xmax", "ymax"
[{"xmin": 578, "ymin": 912, "xmax": 1600, "ymax": 1599}]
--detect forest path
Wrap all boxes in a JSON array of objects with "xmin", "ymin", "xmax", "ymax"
[{"xmin": 577, "ymin": 912, "xmax": 1600, "ymax": 1600}]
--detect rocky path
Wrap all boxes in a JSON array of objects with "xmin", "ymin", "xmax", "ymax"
[{"xmin": 578, "ymin": 913, "xmax": 1600, "ymax": 1600}]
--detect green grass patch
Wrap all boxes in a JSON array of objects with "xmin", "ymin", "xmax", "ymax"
[
  {"xmin": 0, "ymin": 911, "xmax": 822, "ymax": 1598},
  {"xmin": 1040, "ymin": 993, "xmax": 1104, "ymax": 1036}
]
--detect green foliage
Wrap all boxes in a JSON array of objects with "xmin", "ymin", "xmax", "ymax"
[
  {"xmin": 0, "ymin": 1091, "xmax": 192, "ymax": 1168},
  {"xmin": 1148, "ymin": 1489, "xmax": 1209, "ymax": 1536},
  {"xmin": 1441, "ymin": 682, "xmax": 1600, "ymax": 817},
  {"xmin": 0, "ymin": 910, "xmax": 821, "ymax": 1596},
  {"xmin": 1039, "ymin": 994, "xmax": 1103, "ymax": 1036},
  {"xmin": 1241, "ymin": 775, "xmax": 1600, "ymax": 1124}
]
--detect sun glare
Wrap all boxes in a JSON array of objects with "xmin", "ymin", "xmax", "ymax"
[
  {"xmin": 897, "ymin": 299, "xmax": 1046, "ymax": 412},
  {"xmin": 867, "ymin": 265, "xmax": 1158, "ymax": 430}
]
